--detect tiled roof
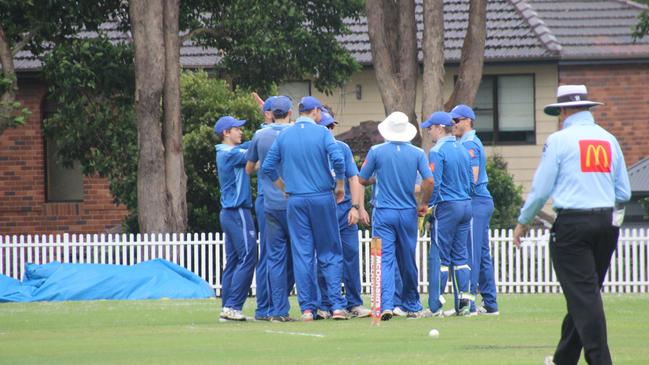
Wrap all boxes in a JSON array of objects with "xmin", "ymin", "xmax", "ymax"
[
  {"xmin": 629, "ymin": 156, "xmax": 649, "ymax": 193},
  {"xmin": 340, "ymin": 0, "xmax": 556, "ymax": 65},
  {"xmin": 10, "ymin": 0, "xmax": 649, "ymax": 72},
  {"xmin": 526, "ymin": 0, "xmax": 649, "ymax": 60}
]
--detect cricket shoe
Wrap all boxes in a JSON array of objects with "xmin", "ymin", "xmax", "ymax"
[
  {"xmin": 332, "ymin": 309, "xmax": 350, "ymax": 320},
  {"xmin": 301, "ymin": 310, "xmax": 314, "ymax": 322},
  {"xmin": 406, "ymin": 309, "xmax": 434, "ymax": 319},
  {"xmin": 270, "ymin": 315, "xmax": 295, "ymax": 323},
  {"xmin": 254, "ymin": 315, "xmax": 272, "ymax": 321},
  {"xmin": 349, "ymin": 306, "xmax": 372, "ymax": 318},
  {"xmin": 224, "ymin": 309, "xmax": 247, "ymax": 321},
  {"xmin": 316, "ymin": 309, "xmax": 332, "ymax": 320},
  {"xmin": 219, "ymin": 307, "xmax": 232, "ymax": 322},
  {"xmin": 380, "ymin": 309, "xmax": 393, "ymax": 321},
  {"xmin": 544, "ymin": 356, "xmax": 556, "ymax": 365},
  {"xmin": 478, "ymin": 306, "xmax": 500, "ymax": 316},
  {"xmin": 442, "ymin": 309, "xmax": 457, "ymax": 317},
  {"xmin": 392, "ymin": 307, "xmax": 407, "ymax": 317}
]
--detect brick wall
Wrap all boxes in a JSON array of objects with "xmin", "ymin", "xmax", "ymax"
[
  {"xmin": 559, "ymin": 63, "xmax": 649, "ymax": 166},
  {"xmin": 0, "ymin": 77, "xmax": 127, "ymax": 235}
]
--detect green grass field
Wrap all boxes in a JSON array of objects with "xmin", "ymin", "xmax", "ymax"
[{"xmin": 0, "ymin": 294, "xmax": 647, "ymax": 365}]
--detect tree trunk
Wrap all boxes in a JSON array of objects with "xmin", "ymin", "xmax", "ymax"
[
  {"xmin": 162, "ymin": 0, "xmax": 187, "ymax": 232},
  {"xmin": 420, "ymin": 0, "xmax": 445, "ymax": 153},
  {"xmin": 0, "ymin": 25, "xmax": 18, "ymax": 135},
  {"xmin": 445, "ymin": 0, "xmax": 487, "ymax": 110},
  {"xmin": 366, "ymin": 0, "xmax": 419, "ymax": 142},
  {"xmin": 130, "ymin": 0, "xmax": 171, "ymax": 233}
]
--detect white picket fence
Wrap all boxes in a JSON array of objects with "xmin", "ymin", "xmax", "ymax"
[{"xmin": 1, "ymin": 229, "xmax": 648, "ymax": 295}]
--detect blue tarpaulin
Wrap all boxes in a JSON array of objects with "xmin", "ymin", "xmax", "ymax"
[{"xmin": 0, "ymin": 259, "xmax": 215, "ymax": 302}]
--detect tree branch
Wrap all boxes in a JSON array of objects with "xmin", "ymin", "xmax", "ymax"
[{"xmin": 12, "ymin": 26, "xmax": 40, "ymax": 56}]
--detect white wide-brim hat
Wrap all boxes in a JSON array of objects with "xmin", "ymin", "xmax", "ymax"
[
  {"xmin": 543, "ymin": 85, "xmax": 603, "ymax": 116},
  {"xmin": 378, "ymin": 111, "xmax": 418, "ymax": 142}
]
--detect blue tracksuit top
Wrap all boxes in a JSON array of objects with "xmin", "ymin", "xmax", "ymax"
[
  {"xmin": 428, "ymin": 135, "xmax": 473, "ymax": 205},
  {"xmin": 337, "ymin": 140, "xmax": 359, "ymax": 205},
  {"xmin": 246, "ymin": 124, "xmax": 292, "ymax": 210},
  {"xmin": 262, "ymin": 116, "xmax": 345, "ymax": 195},
  {"xmin": 359, "ymin": 142, "xmax": 433, "ymax": 209},
  {"xmin": 460, "ymin": 130, "xmax": 492, "ymax": 199},
  {"xmin": 216, "ymin": 141, "xmax": 252, "ymax": 209},
  {"xmin": 518, "ymin": 111, "xmax": 631, "ymax": 224}
]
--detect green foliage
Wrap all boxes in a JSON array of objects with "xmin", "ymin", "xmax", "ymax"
[
  {"xmin": 181, "ymin": 71, "xmax": 263, "ymax": 232},
  {"xmin": 42, "ymin": 37, "xmax": 138, "ymax": 228},
  {"xmin": 183, "ymin": 0, "xmax": 363, "ymax": 94},
  {"xmin": 632, "ymin": 0, "xmax": 649, "ymax": 40},
  {"xmin": 486, "ymin": 154, "xmax": 524, "ymax": 229},
  {"xmin": 641, "ymin": 197, "xmax": 649, "ymax": 219}
]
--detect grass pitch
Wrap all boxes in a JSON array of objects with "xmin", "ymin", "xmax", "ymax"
[{"xmin": 0, "ymin": 294, "xmax": 648, "ymax": 365}]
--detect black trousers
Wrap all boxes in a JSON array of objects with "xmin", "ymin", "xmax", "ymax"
[{"xmin": 550, "ymin": 210, "xmax": 618, "ymax": 365}]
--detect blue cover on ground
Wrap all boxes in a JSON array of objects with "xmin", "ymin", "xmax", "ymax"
[{"xmin": 0, "ymin": 259, "xmax": 215, "ymax": 302}]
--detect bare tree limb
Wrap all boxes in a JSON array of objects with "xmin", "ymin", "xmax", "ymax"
[
  {"xmin": 12, "ymin": 27, "xmax": 40, "ymax": 56},
  {"xmin": 421, "ymin": 0, "xmax": 445, "ymax": 153},
  {"xmin": 179, "ymin": 27, "xmax": 224, "ymax": 44}
]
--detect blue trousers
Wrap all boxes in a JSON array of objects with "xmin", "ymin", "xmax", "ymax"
[
  {"xmin": 220, "ymin": 208, "xmax": 258, "ymax": 310},
  {"xmin": 469, "ymin": 197, "xmax": 498, "ymax": 311},
  {"xmin": 428, "ymin": 200, "xmax": 472, "ymax": 312},
  {"xmin": 265, "ymin": 208, "xmax": 292, "ymax": 317},
  {"xmin": 318, "ymin": 203, "xmax": 363, "ymax": 310},
  {"xmin": 287, "ymin": 192, "xmax": 345, "ymax": 312},
  {"xmin": 254, "ymin": 197, "xmax": 270, "ymax": 318},
  {"xmin": 372, "ymin": 208, "xmax": 422, "ymax": 312}
]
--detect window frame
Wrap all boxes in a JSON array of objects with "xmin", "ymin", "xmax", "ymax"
[{"xmin": 461, "ymin": 73, "xmax": 537, "ymax": 146}]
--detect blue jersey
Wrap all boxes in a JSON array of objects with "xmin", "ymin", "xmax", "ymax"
[
  {"xmin": 359, "ymin": 142, "xmax": 432, "ymax": 209},
  {"xmin": 460, "ymin": 130, "xmax": 491, "ymax": 199},
  {"xmin": 337, "ymin": 140, "xmax": 359, "ymax": 205},
  {"xmin": 246, "ymin": 124, "xmax": 291, "ymax": 210},
  {"xmin": 428, "ymin": 136, "xmax": 473, "ymax": 205},
  {"xmin": 262, "ymin": 116, "xmax": 345, "ymax": 195},
  {"xmin": 216, "ymin": 141, "xmax": 252, "ymax": 209},
  {"xmin": 518, "ymin": 111, "xmax": 631, "ymax": 224}
]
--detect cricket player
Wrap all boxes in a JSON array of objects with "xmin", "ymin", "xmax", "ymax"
[
  {"xmin": 358, "ymin": 111, "xmax": 434, "ymax": 321},
  {"xmin": 316, "ymin": 109, "xmax": 372, "ymax": 319},
  {"xmin": 451, "ymin": 104, "xmax": 499, "ymax": 315},
  {"xmin": 245, "ymin": 96, "xmax": 295, "ymax": 322},
  {"xmin": 261, "ymin": 96, "xmax": 348, "ymax": 321},
  {"xmin": 215, "ymin": 116, "xmax": 257, "ymax": 321},
  {"xmin": 422, "ymin": 111, "xmax": 474, "ymax": 316}
]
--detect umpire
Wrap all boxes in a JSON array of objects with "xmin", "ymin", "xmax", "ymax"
[{"xmin": 513, "ymin": 85, "xmax": 631, "ymax": 365}]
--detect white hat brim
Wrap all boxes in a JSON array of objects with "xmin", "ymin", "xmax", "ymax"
[
  {"xmin": 543, "ymin": 101, "xmax": 603, "ymax": 116},
  {"xmin": 378, "ymin": 120, "xmax": 418, "ymax": 142}
]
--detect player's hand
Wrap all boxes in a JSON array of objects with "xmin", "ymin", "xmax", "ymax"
[
  {"xmin": 513, "ymin": 223, "xmax": 530, "ymax": 248},
  {"xmin": 417, "ymin": 204, "xmax": 428, "ymax": 217},
  {"xmin": 358, "ymin": 207, "xmax": 370, "ymax": 226},
  {"xmin": 348, "ymin": 207, "xmax": 359, "ymax": 226},
  {"xmin": 251, "ymin": 92, "xmax": 265, "ymax": 110},
  {"xmin": 335, "ymin": 180, "xmax": 345, "ymax": 204}
]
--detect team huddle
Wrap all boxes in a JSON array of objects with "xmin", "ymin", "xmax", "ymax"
[{"xmin": 214, "ymin": 94, "xmax": 499, "ymax": 322}]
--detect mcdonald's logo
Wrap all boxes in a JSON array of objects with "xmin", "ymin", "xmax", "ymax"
[{"xmin": 579, "ymin": 140, "xmax": 611, "ymax": 173}]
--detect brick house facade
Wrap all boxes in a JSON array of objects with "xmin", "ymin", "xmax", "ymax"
[
  {"xmin": 559, "ymin": 63, "xmax": 649, "ymax": 167},
  {"xmin": 0, "ymin": 78, "xmax": 127, "ymax": 235}
]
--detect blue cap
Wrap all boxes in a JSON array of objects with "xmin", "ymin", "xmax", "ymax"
[
  {"xmin": 262, "ymin": 96, "xmax": 278, "ymax": 112},
  {"xmin": 449, "ymin": 104, "xmax": 476, "ymax": 121},
  {"xmin": 214, "ymin": 116, "xmax": 246, "ymax": 135},
  {"xmin": 319, "ymin": 109, "xmax": 336, "ymax": 127},
  {"xmin": 270, "ymin": 96, "xmax": 292, "ymax": 114},
  {"xmin": 298, "ymin": 96, "xmax": 323, "ymax": 113},
  {"xmin": 421, "ymin": 112, "xmax": 453, "ymax": 128}
]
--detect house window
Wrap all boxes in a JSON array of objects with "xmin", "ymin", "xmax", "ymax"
[
  {"xmin": 43, "ymin": 100, "xmax": 84, "ymax": 202},
  {"xmin": 278, "ymin": 81, "xmax": 311, "ymax": 111},
  {"xmin": 472, "ymin": 74, "xmax": 535, "ymax": 145}
]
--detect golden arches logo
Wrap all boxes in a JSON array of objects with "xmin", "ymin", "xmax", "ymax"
[{"xmin": 585, "ymin": 144, "xmax": 609, "ymax": 168}]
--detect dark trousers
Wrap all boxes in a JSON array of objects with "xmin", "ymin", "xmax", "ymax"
[{"xmin": 550, "ymin": 210, "xmax": 618, "ymax": 365}]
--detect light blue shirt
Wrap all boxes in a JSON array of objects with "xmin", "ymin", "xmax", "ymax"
[
  {"xmin": 262, "ymin": 116, "xmax": 345, "ymax": 195},
  {"xmin": 359, "ymin": 142, "xmax": 433, "ymax": 209},
  {"xmin": 428, "ymin": 135, "xmax": 473, "ymax": 205},
  {"xmin": 460, "ymin": 130, "xmax": 492, "ymax": 199},
  {"xmin": 518, "ymin": 111, "xmax": 631, "ymax": 224},
  {"xmin": 216, "ymin": 141, "xmax": 252, "ymax": 209},
  {"xmin": 246, "ymin": 124, "xmax": 291, "ymax": 210}
]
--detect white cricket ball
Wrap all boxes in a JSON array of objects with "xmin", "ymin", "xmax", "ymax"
[{"xmin": 428, "ymin": 329, "xmax": 439, "ymax": 338}]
